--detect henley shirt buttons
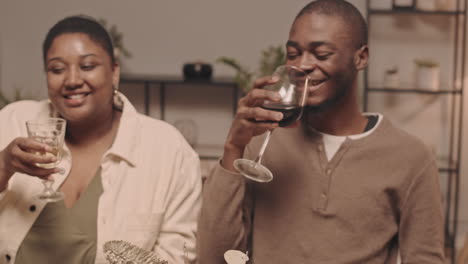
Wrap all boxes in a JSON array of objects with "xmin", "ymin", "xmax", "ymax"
[
  {"xmin": 319, "ymin": 193, "xmax": 328, "ymax": 210},
  {"xmin": 5, "ymin": 254, "xmax": 11, "ymax": 262},
  {"xmin": 326, "ymin": 169, "xmax": 332, "ymax": 175},
  {"xmin": 29, "ymin": 205, "xmax": 36, "ymax": 212}
]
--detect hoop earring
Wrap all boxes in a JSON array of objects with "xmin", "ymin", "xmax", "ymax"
[{"xmin": 113, "ymin": 85, "xmax": 123, "ymax": 110}]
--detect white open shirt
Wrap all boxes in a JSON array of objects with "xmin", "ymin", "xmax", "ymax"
[{"xmin": 0, "ymin": 94, "xmax": 202, "ymax": 264}]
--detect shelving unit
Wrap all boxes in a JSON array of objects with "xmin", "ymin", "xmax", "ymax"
[
  {"xmin": 364, "ymin": 1, "xmax": 466, "ymax": 262},
  {"xmin": 119, "ymin": 74, "xmax": 239, "ymax": 160},
  {"xmin": 120, "ymin": 74, "xmax": 239, "ymax": 119}
]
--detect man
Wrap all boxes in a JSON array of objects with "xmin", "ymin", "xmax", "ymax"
[{"xmin": 198, "ymin": 0, "xmax": 445, "ymax": 263}]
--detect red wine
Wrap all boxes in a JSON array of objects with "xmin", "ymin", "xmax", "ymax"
[{"xmin": 261, "ymin": 104, "xmax": 302, "ymax": 127}]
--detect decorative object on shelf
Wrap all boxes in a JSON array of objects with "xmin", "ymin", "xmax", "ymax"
[
  {"xmin": 382, "ymin": 66, "xmax": 400, "ymax": 107},
  {"xmin": 393, "ymin": 0, "xmax": 416, "ymax": 10},
  {"xmin": 224, "ymin": 250, "xmax": 249, "ymax": 264},
  {"xmin": 383, "ymin": 66, "xmax": 401, "ymax": 89},
  {"xmin": 98, "ymin": 18, "xmax": 132, "ymax": 62},
  {"xmin": 414, "ymin": 58, "xmax": 440, "ymax": 91},
  {"xmin": 365, "ymin": 2, "xmax": 466, "ymax": 262},
  {"xmin": 371, "ymin": 0, "xmax": 393, "ymax": 10},
  {"xmin": 435, "ymin": 0, "xmax": 457, "ymax": 11},
  {"xmin": 217, "ymin": 44, "xmax": 285, "ymax": 93},
  {"xmin": 416, "ymin": 0, "xmax": 437, "ymax": 10},
  {"xmin": 173, "ymin": 118, "xmax": 198, "ymax": 147},
  {"xmin": 103, "ymin": 240, "xmax": 168, "ymax": 264},
  {"xmin": 182, "ymin": 62, "xmax": 213, "ymax": 81}
]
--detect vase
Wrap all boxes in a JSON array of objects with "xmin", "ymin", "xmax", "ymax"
[
  {"xmin": 435, "ymin": 0, "xmax": 457, "ymax": 11},
  {"xmin": 173, "ymin": 119, "xmax": 198, "ymax": 147},
  {"xmin": 183, "ymin": 63, "xmax": 212, "ymax": 81},
  {"xmin": 371, "ymin": 0, "xmax": 392, "ymax": 9},
  {"xmin": 417, "ymin": 0, "xmax": 436, "ymax": 10},
  {"xmin": 416, "ymin": 66, "xmax": 440, "ymax": 91}
]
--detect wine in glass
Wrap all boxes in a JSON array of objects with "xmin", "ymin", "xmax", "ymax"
[
  {"xmin": 26, "ymin": 118, "xmax": 66, "ymax": 202},
  {"xmin": 233, "ymin": 65, "xmax": 310, "ymax": 183}
]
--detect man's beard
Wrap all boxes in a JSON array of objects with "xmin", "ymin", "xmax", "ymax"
[
  {"xmin": 304, "ymin": 79, "xmax": 350, "ymax": 115},
  {"xmin": 303, "ymin": 60, "xmax": 357, "ymax": 114}
]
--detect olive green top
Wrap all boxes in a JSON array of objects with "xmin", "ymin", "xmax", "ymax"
[{"xmin": 15, "ymin": 168, "xmax": 103, "ymax": 264}]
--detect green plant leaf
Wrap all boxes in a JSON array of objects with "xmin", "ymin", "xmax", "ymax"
[
  {"xmin": 216, "ymin": 44, "xmax": 284, "ymax": 93},
  {"xmin": 99, "ymin": 18, "xmax": 132, "ymax": 59},
  {"xmin": 414, "ymin": 58, "xmax": 439, "ymax": 68},
  {"xmin": 216, "ymin": 57, "xmax": 254, "ymax": 93},
  {"xmin": 259, "ymin": 45, "xmax": 285, "ymax": 76}
]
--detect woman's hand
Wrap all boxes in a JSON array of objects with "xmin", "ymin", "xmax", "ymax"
[
  {"xmin": 222, "ymin": 76, "xmax": 283, "ymax": 171},
  {"xmin": 0, "ymin": 137, "xmax": 60, "ymax": 185}
]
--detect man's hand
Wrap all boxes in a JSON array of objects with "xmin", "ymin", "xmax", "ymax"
[{"xmin": 222, "ymin": 76, "xmax": 284, "ymax": 171}]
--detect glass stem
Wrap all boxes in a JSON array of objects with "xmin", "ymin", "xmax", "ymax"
[
  {"xmin": 254, "ymin": 130, "xmax": 272, "ymax": 165},
  {"xmin": 43, "ymin": 179, "xmax": 55, "ymax": 194}
]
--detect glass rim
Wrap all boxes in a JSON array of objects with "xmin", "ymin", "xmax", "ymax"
[
  {"xmin": 25, "ymin": 117, "xmax": 66, "ymax": 126},
  {"xmin": 271, "ymin": 64, "xmax": 310, "ymax": 107},
  {"xmin": 274, "ymin": 65, "xmax": 310, "ymax": 77}
]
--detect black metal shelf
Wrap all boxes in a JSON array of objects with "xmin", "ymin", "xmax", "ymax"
[
  {"xmin": 365, "ymin": 1, "xmax": 466, "ymax": 263},
  {"xmin": 366, "ymin": 87, "xmax": 463, "ymax": 94},
  {"xmin": 369, "ymin": 9, "xmax": 465, "ymax": 15},
  {"xmin": 120, "ymin": 74, "xmax": 239, "ymax": 118},
  {"xmin": 439, "ymin": 167, "xmax": 460, "ymax": 173},
  {"xmin": 119, "ymin": 74, "xmax": 239, "ymax": 161},
  {"xmin": 438, "ymin": 158, "xmax": 459, "ymax": 173},
  {"xmin": 120, "ymin": 74, "xmax": 237, "ymax": 87}
]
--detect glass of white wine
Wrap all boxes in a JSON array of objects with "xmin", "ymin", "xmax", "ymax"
[{"xmin": 26, "ymin": 118, "xmax": 66, "ymax": 202}]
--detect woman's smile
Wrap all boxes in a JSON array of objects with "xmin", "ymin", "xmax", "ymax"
[{"xmin": 62, "ymin": 92, "xmax": 91, "ymax": 107}]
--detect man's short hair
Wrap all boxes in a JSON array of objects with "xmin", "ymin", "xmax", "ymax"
[{"xmin": 295, "ymin": 0, "xmax": 368, "ymax": 48}]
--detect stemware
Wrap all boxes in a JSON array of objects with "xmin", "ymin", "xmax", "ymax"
[
  {"xmin": 233, "ymin": 65, "xmax": 310, "ymax": 183},
  {"xmin": 26, "ymin": 118, "xmax": 66, "ymax": 202}
]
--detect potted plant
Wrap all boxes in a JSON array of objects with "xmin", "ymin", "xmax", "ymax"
[
  {"xmin": 217, "ymin": 45, "xmax": 285, "ymax": 93},
  {"xmin": 98, "ymin": 18, "xmax": 132, "ymax": 62}
]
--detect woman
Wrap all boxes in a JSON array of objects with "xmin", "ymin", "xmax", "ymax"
[{"xmin": 0, "ymin": 15, "xmax": 201, "ymax": 264}]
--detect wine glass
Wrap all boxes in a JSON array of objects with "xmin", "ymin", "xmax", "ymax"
[
  {"xmin": 26, "ymin": 118, "xmax": 67, "ymax": 202},
  {"xmin": 233, "ymin": 65, "xmax": 310, "ymax": 183}
]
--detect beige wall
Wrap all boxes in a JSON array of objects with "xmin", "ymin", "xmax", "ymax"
[{"xmin": 3, "ymin": 0, "xmax": 362, "ymax": 98}]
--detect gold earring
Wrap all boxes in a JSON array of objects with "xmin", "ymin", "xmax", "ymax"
[{"xmin": 113, "ymin": 85, "xmax": 123, "ymax": 110}]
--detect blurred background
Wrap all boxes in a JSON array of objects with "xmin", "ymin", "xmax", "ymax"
[{"xmin": 1, "ymin": 0, "xmax": 467, "ymax": 262}]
